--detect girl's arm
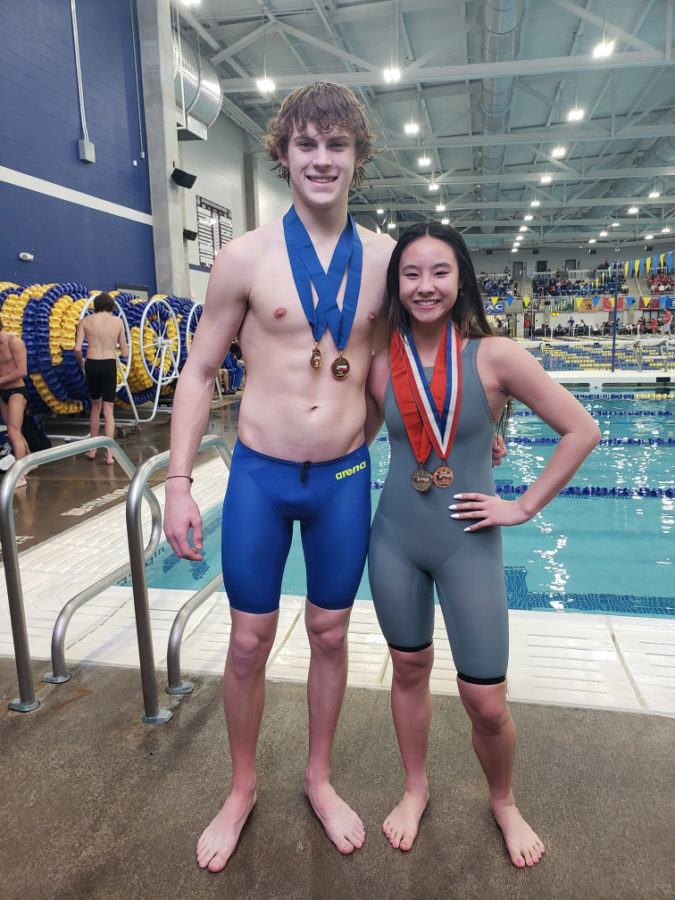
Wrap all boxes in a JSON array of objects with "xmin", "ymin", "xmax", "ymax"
[{"xmin": 452, "ymin": 338, "xmax": 601, "ymax": 530}]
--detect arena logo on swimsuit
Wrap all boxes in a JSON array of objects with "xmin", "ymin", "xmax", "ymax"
[{"xmin": 335, "ymin": 460, "xmax": 367, "ymax": 480}]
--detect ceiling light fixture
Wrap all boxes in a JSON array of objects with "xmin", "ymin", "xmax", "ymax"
[
  {"xmin": 441, "ymin": 217, "xmax": 450, "ymax": 225},
  {"xmin": 524, "ymin": 214, "xmax": 533, "ymax": 221},
  {"xmin": 436, "ymin": 203, "xmax": 445, "ymax": 212},
  {"xmin": 592, "ymin": 39, "xmax": 615, "ymax": 58},
  {"xmin": 566, "ymin": 107, "xmax": 584, "ymax": 122},
  {"xmin": 648, "ymin": 189, "xmax": 661, "ymax": 199},
  {"xmin": 540, "ymin": 174, "xmax": 552, "ymax": 185},
  {"xmin": 589, "ymin": 238, "xmax": 596, "ymax": 244},
  {"xmin": 627, "ymin": 206, "xmax": 639, "ymax": 214},
  {"xmin": 376, "ymin": 208, "xmax": 384, "ymax": 215},
  {"xmin": 418, "ymin": 155, "xmax": 431, "ymax": 167},
  {"xmin": 530, "ymin": 199, "xmax": 540, "ymax": 207},
  {"xmin": 645, "ymin": 233, "xmax": 654, "ymax": 240},
  {"xmin": 551, "ymin": 145, "xmax": 566, "ymax": 159},
  {"xmin": 387, "ymin": 221, "xmax": 396, "ymax": 230},
  {"xmin": 662, "ymin": 226, "xmax": 671, "ymax": 233},
  {"xmin": 404, "ymin": 121, "xmax": 419, "ymax": 135},
  {"xmin": 611, "ymin": 221, "xmax": 620, "ymax": 227},
  {"xmin": 383, "ymin": 67, "xmax": 401, "ymax": 82},
  {"xmin": 256, "ymin": 19, "xmax": 275, "ymax": 94},
  {"xmin": 428, "ymin": 182, "xmax": 439, "ymax": 192},
  {"xmin": 519, "ymin": 226, "xmax": 528, "ymax": 232},
  {"xmin": 599, "ymin": 230, "xmax": 608, "ymax": 237}
]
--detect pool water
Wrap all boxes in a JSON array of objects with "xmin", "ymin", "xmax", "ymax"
[{"xmin": 129, "ymin": 392, "xmax": 674, "ymax": 617}]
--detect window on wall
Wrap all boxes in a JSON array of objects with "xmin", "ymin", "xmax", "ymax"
[{"xmin": 196, "ymin": 196, "xmax": 233, "ymax": 268}]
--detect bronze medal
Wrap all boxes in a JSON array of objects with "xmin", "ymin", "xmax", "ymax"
[
  {"xmin": 432, "ymin": 464, "xmax": 454, "ymax": 488},
  {"xmin": 331, "ymin": 353, "xmax": 350, "ymax": 380},
  {"xmin": 411, "ymin": 468, "xmax": 433, "ymax": 492},
  {"xmin": 310, "ymin": 343, "xmax": 322, "ymax": 370}
]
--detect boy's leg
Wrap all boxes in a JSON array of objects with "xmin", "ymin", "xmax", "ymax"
[
  {"xmin": 101, "ymin": 400, "xmax": 115, "ymax": 464},
  {"xmin": 87, "ymin": 397, "xmax": 102, "ymax": 458},
  {"xmin": 1, "ymin": 393, "xmax": 29, "ymax": 486},
  {"xmin": 197, "ymin": 607, "xmax": 279, "ymax": 872},
  {"xmin": 304, "ymin": 601, "xmax": 365, "ymax": 854}
]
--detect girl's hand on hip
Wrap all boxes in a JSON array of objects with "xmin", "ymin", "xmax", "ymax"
[{"xmin": 449, "ymin": 492, "xmax": 530, "ymax": 530}]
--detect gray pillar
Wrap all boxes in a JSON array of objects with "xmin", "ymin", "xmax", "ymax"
[
  {"xmin": 243, "ymin": 152, "xmax": 258, "ymax": 232},
  {"xmin": 137, "ymin": 0, "xmax": 189, "ymax": 296}
]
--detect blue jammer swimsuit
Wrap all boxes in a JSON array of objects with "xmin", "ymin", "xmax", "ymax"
[
  {"xmin": 368, "ymin": 338, "xmax": 508, "ymax": 684},
  {"xmin": 222, "ymin": 440, "xmax": 371, "ymax": 614}
]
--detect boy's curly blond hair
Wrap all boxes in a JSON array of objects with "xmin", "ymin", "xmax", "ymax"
[{"xmin": 265, "ymin": 82, "xmax": 375, "ymax": 188}]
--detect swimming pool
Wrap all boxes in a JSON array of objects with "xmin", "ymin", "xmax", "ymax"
[{"xmin": 127, "ymin": 391, "xmax": 674, "ymax": 617}]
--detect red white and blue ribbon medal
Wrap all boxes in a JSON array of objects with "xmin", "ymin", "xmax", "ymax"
[
  {"xmin": 283, "ymin": 206, "xmax": 363, "ymax": 379},
  {"xmin": 390, "ymin": 323, "xmax": 463, "ymax": 491}
]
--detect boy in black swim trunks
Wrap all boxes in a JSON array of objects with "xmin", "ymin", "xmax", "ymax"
[
  {"xmin": 0, "ymin": 316, "xmax": 30, "ymax": 488},
  {"xmin": 74, "ymin": 292, "xmax": 128, "ymax": 465}
]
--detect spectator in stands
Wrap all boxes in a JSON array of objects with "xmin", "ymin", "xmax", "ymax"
[{"xmin": 663, "ymin": 308, "xmax": 672, "ymax": 335}]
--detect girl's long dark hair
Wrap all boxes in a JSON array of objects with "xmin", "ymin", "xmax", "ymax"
[
  {"xmin": 383, "ymin": 221, "xmax": 511, "ymax": 436},
  {"xmin": 384, "ymin": 221, "xmax": 493, "ymax": 340}
]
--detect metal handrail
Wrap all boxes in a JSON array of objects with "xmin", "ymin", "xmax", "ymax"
[
  {"xmin": 125, "ymin": 435, "xmax": 231, "ymax": 723},
  {"xmin": 0, "ymin": 436, "xmax": 160, "ymax": 712}
]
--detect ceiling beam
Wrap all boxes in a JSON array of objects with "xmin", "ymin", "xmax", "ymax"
[{"xmin": 219, "ymin": 50, "xmax": 668, "ymax": 92}]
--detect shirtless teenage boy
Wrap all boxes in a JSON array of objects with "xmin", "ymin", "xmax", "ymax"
[
  {"xmin": 162, "ymin": 82, "xmax": 395, "ymax": 872},
  {"xmin": 0, "ymin": 317, "xmax": 30, "ymax": 488},
  {"xmin": 74, "ymin": 292, "xmax": 128, "ymax": 465}
]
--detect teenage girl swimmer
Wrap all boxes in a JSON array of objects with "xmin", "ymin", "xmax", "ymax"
[{"xmin": 365, "ymin": 222, "xmax": 601, "ymax": 867}]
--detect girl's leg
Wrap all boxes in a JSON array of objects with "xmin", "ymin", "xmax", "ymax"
[
  {"xmin": 384, "ymin": 645, "xmax": 434, "ymax": 850},
  {"xmin": 457, "ymin": 679, "xmax": 545, "ymax": 868}
]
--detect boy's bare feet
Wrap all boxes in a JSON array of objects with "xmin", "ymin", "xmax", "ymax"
[
  {"xmin": 105, "ymin": 453, "xmax": 114, "ymax": 465},
  {"xmin": 305, "ymin": 775, "xmax": 365, "ymax": 854},
  {"xmin": 86, "ymin": 450, "xmax": 96, "ymax": 459},
  {"xmin": 196, "ymin": 788, "xmax": 257, "ymax": 873},
  {"xmin": 491, "ymin": 801, "xmax": 545, "ymax": 867},
  {"xmin": 383, "ymin": 787, "xmax": 429, "ymax": 851}
]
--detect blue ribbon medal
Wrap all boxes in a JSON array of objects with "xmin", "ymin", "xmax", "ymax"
[{"xmin": 282, "ymin": 205, "xmax": 363, "ymax": 379}]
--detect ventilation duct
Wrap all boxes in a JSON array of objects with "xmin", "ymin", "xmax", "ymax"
[
  {"xmin": 478, "ymin": 0, "xmax": 524, "ymax": 234},
  {"xmin": 173, "ymin": 31, "xmax": 222, "ymax": 140}
]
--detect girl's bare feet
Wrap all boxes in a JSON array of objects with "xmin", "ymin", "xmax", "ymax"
[{"xmin": 491, "ymin": 801, "xmax": 545, "ymax": 867}]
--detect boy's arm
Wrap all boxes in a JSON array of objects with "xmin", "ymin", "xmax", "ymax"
[
  {"xmin": 0, "ymin": 337, "xmax": 28, "ymax": 386},
  {"xmin": 163, "ymin": 239, "xmax": 252, "ymax": 560},
  {"xmin": 74, "ymin": 322, "xmax": 85, "ymax": 368},
  {"xmin": 117, "ymin": 320, "xmax": 129, "ymax": 359}
]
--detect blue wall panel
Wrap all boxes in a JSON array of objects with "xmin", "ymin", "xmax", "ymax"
[
  {"xmin": 0, "ymin": 0, "xmax": 154, "ymax": 288},
  {"xmin": 0, "ymin": 183, "xmax": 155, "ymax": 293}
]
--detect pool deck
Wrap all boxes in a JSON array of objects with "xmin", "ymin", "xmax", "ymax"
[{"xmin": 2, "ymin": 455, "xmax": 673, "ymax": 719}]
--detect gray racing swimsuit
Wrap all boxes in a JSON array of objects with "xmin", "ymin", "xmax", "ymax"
[{"xmin": 368, "ymin": 337, "xmax": 508, "ymax": 684}]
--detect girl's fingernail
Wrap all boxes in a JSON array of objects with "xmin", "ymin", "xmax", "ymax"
[
  {"xmin": 453, "ymin": 493, "xmax": 463, "ymax": 499},
  {"xmin": 450, "ymin": 513, "xmax": 460, "ymax": 519},
  {"xmin": 464, "ymin": 526, "xmax": 472, "ymax": 532},
  {"xmin": 448, "ymin": 504, "xmax": 457, "ymax": 510}
]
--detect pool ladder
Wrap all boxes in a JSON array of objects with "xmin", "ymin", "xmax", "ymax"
[{"xmin": 0, "ymin": 434, "xmax": 230, "ymax": 724}]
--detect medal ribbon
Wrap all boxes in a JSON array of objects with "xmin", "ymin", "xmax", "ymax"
[
  {"xmin": 283, "ymin": 206, "xmax": 363, "ymax": 351},
  {"xmin": 390, "ymin": 323, "xmax": 463, "ymax": 465}
]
